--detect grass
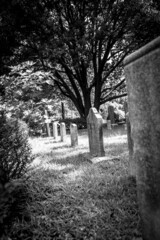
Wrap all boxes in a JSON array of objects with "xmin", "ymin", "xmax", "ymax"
[{"xmin": 10, "ymin": 126, "xmax": 142, "ymax": 240}]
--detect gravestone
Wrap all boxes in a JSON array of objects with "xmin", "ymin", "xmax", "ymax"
[
  {"xmin": 60, "ymin": 122, "xmax": 66, "ymax": 142},
  {"xmin": 107, "ymin": 120, "xmax": 112, "ymax": 130},
  {"xmin": 44, "ymin": 118, "xmax": 51, "ymax": 137},
  {"xmin": 108, "ymin": 105, "xmax": 115, "ymax": 124},
  {"xmin": 44, "ymin": 109, "xmax": 51, "ymax": 137},
  {"xmin": 70, "ymin": 123, "xmax": 78, "ymax": 147},
  {"xmin": 124, "ymin": 36, "xmax": 160, "ymax": 240},
  {"xmin": 87, "ymin": 107, "xmax": 105, "ymax": 157},
  {"xmin": 53, "ymin": 121, "xmax": 58, "ymax": 139},
  {"xmin": 126, "ymin": 113, "xmax": 135, "ymax": 176}
]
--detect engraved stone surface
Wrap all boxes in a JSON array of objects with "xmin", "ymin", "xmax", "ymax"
[
  {"xmin": 87, "ymin": 107, "xmax": 105, "ymax": 157},
  {"xmin": 124, "ymin": 36, "xmax": 160, "ymax": 240}
]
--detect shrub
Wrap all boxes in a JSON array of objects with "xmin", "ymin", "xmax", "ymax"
[
  {"xmin": 0, "ymin": 180, "xmax": 29, "ymax": 238},
  {"xmin": 0, "ymin": 113, "xmax": 32, "ymax": 182},
  {"xmin": 0, "ymin": 111, "xmax": 33, "ymax": 238}
]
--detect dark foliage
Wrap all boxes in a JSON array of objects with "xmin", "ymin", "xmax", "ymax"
[
  {"xmin": 0, "ymin": 180, "xmax": 29, "ymax": 238},
  {"xmin": 0, "ymin": 112, "xmax": 33, "ymax": 238},
  {"xmin": 0, "ymin": 112, "xmax": 32, "ymax": 182},
  {"xmin": 59, "ymin": 117, "xmax": 87, "ymax": 131}
]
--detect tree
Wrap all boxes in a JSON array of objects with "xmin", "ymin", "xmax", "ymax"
[
  {"xmin": 12, "ymin": 0, "xmax": 139, "ymax": 118},
  {"xmin": 1, "ymin": 0, "xmax": 160, "ymax": 119}
]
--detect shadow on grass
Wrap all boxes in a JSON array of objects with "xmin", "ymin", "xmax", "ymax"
[
  {"xmin": 48, "ymin": 153, "xmax": 92, "ymax": 168},
  {"xmin": 105, "ymin": 142, "xmax": 128, "ymax": 157},
  {"xmin": 9, "ymin": 128, "xmax": 143, "ymax": 240},
  {"xmin": 11, "ymin": 162, "xmax": 142, "ymax": 240},
  {"xmin": 31, "ymin": 129, "xmax": 128, "ymax": 179}
]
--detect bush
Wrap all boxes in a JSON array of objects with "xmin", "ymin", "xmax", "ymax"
[
  {"xmin": 0, "ymin": 112, "xmax": 33, "ymax": 238},
  {"xmin": 0, "ymin": 113, "xmax": 32, "ymax": 182},
  {"xmin": 0, "ymin": 180, "xmax": 29, "ymax": 238}
]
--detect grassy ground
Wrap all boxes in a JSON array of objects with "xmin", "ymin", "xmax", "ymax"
[{"xmin": 11, "ymin": 126, "xmax": 142, "ymax": 240}]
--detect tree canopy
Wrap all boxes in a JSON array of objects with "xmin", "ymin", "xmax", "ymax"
[{"xmin": 1, "ymin": 0, "xmax": 160, "ymax": 119}]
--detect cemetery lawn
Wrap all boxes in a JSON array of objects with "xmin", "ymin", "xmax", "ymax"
[{"xmin": 11, "ymin": 126, "xmax": 142, "ymax": 240}]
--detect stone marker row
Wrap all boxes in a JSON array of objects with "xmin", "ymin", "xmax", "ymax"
[{"xmin": 44, "ymin": 120, "xmax": 78, "ymax": 147}]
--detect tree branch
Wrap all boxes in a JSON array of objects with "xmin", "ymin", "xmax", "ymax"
[
  {"xmin": 100, "ymin": 92, "xmax": 127, "ymax": 105},
  {"xmin": 102, "ymin": 78, "xmax": 125, "ymax": 98}
]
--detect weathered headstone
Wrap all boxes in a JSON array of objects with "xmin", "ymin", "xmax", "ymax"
[
  {"xmin": 44, "ymin": 118, "xmax": 51, "ymax": 137},
  {"xmin": 70, "ymin": 123, "xmax": 78, "ymax": 147},
  {"xmin": 108, "ymin": 105, "xmax": 115, "ymax": 124},
  {"xmin": 60, "ymin": 122, "xmax": 66, "ymax": 142},
  {"xmin": 100, "ymin": 107, "xmax": 108, "ymax": 121},
  {"xmin": 126, "ymin": 112, "xmax": 135, "ymax": 176},
  {"xmin": 44, "ymin": 109, "xmax": 51, "ymax": 137},
  {"xmin": 87, "ymin": 107, "xmax": 105, "ymax": 157},
  {"xmin": 53, "ymin": 121, "xmax": 58, "ymax": 139},
  {"xmin": 107, "ymin": 120, "xmax": 112, "ymax": 130},
  {"xmin": 124, "ymin": 36, "xmax": 160, "ymax": 240}
]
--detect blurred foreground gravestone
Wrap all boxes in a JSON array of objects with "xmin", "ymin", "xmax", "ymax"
[
  {"xmin": 124, "ymin": 36, "xmax": 160, "ymax": 240},
  {"xmin": 70, "ymin": 123, "xmax": 78, "ymax": 147},
  {"xmin": 126, "ymin": 113, "xmax": 135, "ymax": 176},
  {"xmin": 60, "ymin": 122, "xmax": 66, "ymax": 142},
  {"xmin": 87, "ymin": 108, "xmax": 105, "ymax": 157}
]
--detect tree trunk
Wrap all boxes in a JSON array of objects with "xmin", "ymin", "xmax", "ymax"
[
  {"xmin": 84, "ymin": 93, "xmax": 92, "ymax": 119},
  {"xmin": 61, "ymin": 102, "xmax": 65, "ymax": 119},
  {"xmin": 94, "ymin": 76, "xmax": 102, "ymax": 112}
]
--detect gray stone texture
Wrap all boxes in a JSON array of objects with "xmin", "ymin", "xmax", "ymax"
[
  {"xmin": 60, "ymin": 122, "xmax": 66, "ymax": 142},
  {"xmin": 53, "ymin": 121, "xmax": 58, "ymax": 139},
  {"xmin": 87, "ymin": 107, "xmax": 105, "ymax": 157},
  {"xmin": 126, "ymin": 112, "xmax": 135, "ymax": 176},
  {"xmin": 70, "ymin": 123, "xmax": 78, "ymax": 147},
  {"xmin": 124, "ymin": 36, "xmax": 160, "ymax": 240}
]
